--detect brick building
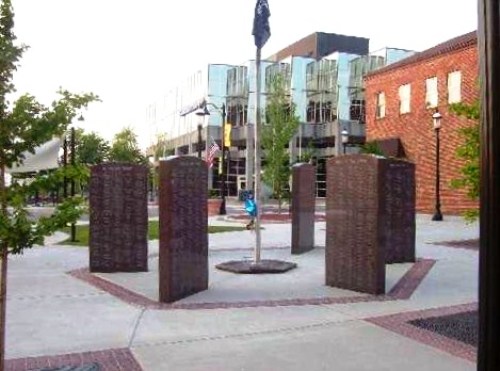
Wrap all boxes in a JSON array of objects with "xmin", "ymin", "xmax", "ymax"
[{"xmin": 364, "ymin": 31, "xmax": 479, "ymax": 214}]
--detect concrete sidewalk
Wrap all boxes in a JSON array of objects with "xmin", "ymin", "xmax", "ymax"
[{"xmin": 6, "ymin": 214, "xmax": 478, "ymax": 370}]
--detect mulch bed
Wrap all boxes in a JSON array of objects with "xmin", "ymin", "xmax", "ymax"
[
  {"xmin": 409, "ymin": 310, "xmax": 478, "ymax": 346},
  {"xmin": 366, "ymin": 303, "xmax": 477, "ymax": 362},
  {"xmin": 215, "ymin": 259, "xmax": 297, "ymax": 274}
]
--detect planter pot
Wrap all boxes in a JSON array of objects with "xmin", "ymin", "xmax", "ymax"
[{"xmin": 208, "ymin": 199, "xmax": 222, "ymax": 216}]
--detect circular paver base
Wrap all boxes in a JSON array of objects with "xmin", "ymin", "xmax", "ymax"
[{"xmin": 216, "ymin": 259, "xmax": 297, "ymax": 274}]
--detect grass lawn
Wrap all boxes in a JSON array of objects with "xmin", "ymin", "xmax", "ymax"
[{"xmin": 59, "ymin": 221, "xmax": 246, "ymax": 246}]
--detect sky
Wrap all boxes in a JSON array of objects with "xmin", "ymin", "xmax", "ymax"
[{"xmin": 10, "ymin": 0, "xmax": 478, "ymax": 149}]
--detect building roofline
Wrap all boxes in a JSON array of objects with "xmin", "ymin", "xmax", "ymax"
[
  {"xmin": 370, "ymin": 47, "xmax": 414, "ymax": 53},
  {"xmin": 365, "ymin": 31, "xmax": 477, "ymax": 78}
]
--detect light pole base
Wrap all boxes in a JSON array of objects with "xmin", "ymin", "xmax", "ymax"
[
  {"xmin": 219, "ymin": 199, "xmax": 227, "ymax": 215},
  {"xmin": 432, "ymin": 211, "xmax": 443, "ymax": 221}
]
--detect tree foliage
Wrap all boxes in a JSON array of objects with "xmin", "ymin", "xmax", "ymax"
[
  {"xmin": 75, "ymin": 129, "xmax": 110, "ymax": 165},
  {"xmin": 152, "ymin": 132, "xmax": 172, "ymax": 161},
  {"xmin": 108, "ymin": 127, "xmax": 146, "ymax": 164},
  {"xmin": 449, "ymin": 100, "xmax": 480, "ymax": 221},
  {"xmin": 0, "ymin": 0, "xmax": 98, "ymax": 254},
  {"xmin": 360, "ymin": 141, "xmax": 384, "ymax": 156},
  {"xmin": 0, "ymin": 0, "xmax": 98, "ymax": 364},
  {"xmin": 261, "ymin": 74, "xmax": 300, "ymax": 211}
]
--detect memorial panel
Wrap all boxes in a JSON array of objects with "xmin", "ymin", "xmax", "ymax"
[
  {"xmin": 158, "ymin": 156, "xmax": 208, "ymax": 303},
  {"xmin": 382, "ymin": 160, "xmax": 416, "ymax": 264},
  {"xmin": 326, "ymin": 155, "xmax": 416, "ymax": 295},
  {"xmin": 291, "ymin": 163, "xmax": 315, "ymax": 254},
  {"xmin": 326, "ymin": 155, "xmax": 385, "ymax": 295},
  {"xmin": 89, "ymin": 163, "xmax": 148, "ymax": 272}
]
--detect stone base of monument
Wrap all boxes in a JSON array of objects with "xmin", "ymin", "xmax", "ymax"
[{"xmin": 216, "ymin": 259, "xmax": 297, "ymax": 274}]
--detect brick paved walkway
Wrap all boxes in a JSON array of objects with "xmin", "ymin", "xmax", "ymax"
[{"xmin": 5, "ymin": 348, "xmax": 142, "ymax": 371}]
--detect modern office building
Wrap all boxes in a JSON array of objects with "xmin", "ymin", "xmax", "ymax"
[
  {"xmin": 364, "ymin": 31, "xmax": 478, "ymax": 214},
  {"xmin": 267, "ymin": 31, "xmax": 369, "ymax": 61},
  {"xmin": 147, "ymin": 32, "xmax": 414, "ymax": 197}
]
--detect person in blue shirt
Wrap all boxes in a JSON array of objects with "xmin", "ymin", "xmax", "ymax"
[{"xmin": 244, "ymin": 193, "xmax": 257, "ymax": 230}]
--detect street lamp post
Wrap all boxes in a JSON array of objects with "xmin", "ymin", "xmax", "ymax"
[
  {"xmin": 220, "ymin": 104, "xmax": 227, "ymax": 215},
  {"xmin": 70, "ymin": 127, "xmax": 77, "ymax": 242},
  {"xmin": 197, "ymin": 120, "xmax": 203, "ymax": 159},
  {"xmin": 432, "ymin": 110, "xmax": 443, "ymax": 221},
  {"xmin": 196, "ymin": 102, "xmax": 227, "ymax": 215},
  {"xmin": 341, "ymin": 127, "xmax": 349, "ymax": 155}
]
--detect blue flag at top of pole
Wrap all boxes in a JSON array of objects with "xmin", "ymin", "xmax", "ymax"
[{"xmin": 252, "ymin": 0, "xmax": 271, "ymax": 49}]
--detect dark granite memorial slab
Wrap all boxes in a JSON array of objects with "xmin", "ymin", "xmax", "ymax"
[
  {"xmin": 382, "ymin": 159, "xmax": 416, "ymax": 264},
  {"xmin": 291, "ymin": 163, "xmax": 316, "ymax": 254},
  {"xmin": 89, "ymin": 163, "xmax": 148, "ymax": 273},
  {"xmin": 326, "ymin": 155, "xmax": 386, "ymax": 295},
  {"xmin": 159, "ymin": 156, "xmax": 208, "ymax": 303},
  {"xmin": 326, "ymin": 155, "xmax": 416, "ymax": 295}
]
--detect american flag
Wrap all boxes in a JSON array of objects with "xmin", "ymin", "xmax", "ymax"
[{"xmin": 206, "ymin": 138, "xmax": 220, "ymax": 168}]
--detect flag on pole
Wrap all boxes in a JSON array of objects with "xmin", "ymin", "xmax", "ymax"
[
  {"xmin": 252, "ymin": 0, "xmax": 271, "ymax": 49},
  {"xmin": 206, "ymin": 137, "xmax": 220, "ymax": 168}
]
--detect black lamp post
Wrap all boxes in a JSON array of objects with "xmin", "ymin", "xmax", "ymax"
[
  {"xmin": 432, "ymin": 110, "xmax": 443, "ymax": 221},
  {"xmin": 219, "ymin": 103, "xmax": 227, "ymax": 216},
  {"xmin": 341, "ymin": 127, "xmax": 349, "ymax": 155},
  {"xmin": 197, "ymin": 123, "xmax": 203, "ymax": 159},
  {"xmin": 70, "ymin": 127, "xmax": 77, "ymax": 241},
  {"xmin": 196, "ymin": 102, "xmax": 227, "ymax": 215}
]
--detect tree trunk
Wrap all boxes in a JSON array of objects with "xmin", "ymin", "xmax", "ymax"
[
  {"xmin": 0, "ymin": 245, "xmax": 7, "ymax": 370},
  {"xmin": 0, "ymin": 164, "xmax": 7, "ymax": 370}
]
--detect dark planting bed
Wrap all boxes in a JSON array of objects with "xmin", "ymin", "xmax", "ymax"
[{"xmin": 408, "ymin": 310, "xmax": 478, "ymax": 346}]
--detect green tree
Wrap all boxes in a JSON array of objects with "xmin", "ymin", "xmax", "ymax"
[
  {"xmin": 76, "ymin": 129, "xmax": 110, "ymax": 165},
  {"xmin": 296, "ymin": 139, "xmax": 317, "ymax": 164},
  {"xmin": 0, "ymin": 0, "xmax": 98, "ymax": 365},
  {"xmin": 360, "ymin": 141, "xmax": 384, "ymax": 156},
  {"xmin": 153, "ymin": 132, "xmax": 172, "ymax": 161},
  {"xmin": 450, "ymin": 101, "xmax": 480, "ymax": 221},
  {"xmin": 261, "ymin": 74, "xmax": 300, "ymax": 212},
  {"xmin": 108, "ymin": 127, "xmax": 146, "ymax": 164}
]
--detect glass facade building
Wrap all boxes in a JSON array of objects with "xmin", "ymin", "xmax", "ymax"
[{"xmin": 147, "ymin": 38, "xmax": 414, "ymax": 196}]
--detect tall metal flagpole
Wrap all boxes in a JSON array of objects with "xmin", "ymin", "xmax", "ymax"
[
  {"xmin": 252, "ymin": 0, "xmax": 269, "ymax": 264},
  {"xmin": 254, "ymin": 47, "xmax": 262, "ymax": 263}
]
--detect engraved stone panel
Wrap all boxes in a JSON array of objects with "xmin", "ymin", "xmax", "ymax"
[
  {"xmin": 382, "ymin": 159, "xmax": 416, "ymax": 264},
  {"xmin": 326, "ymin": 155, "xmax": 385, "ymax": 295},
  {"xmin": 158, "ymin": 156, "xmax": 208, "ymax": 303},
  {"xmin": 291, "ymin": 163, "xmax": 315, "ymax": 254},
  {"xmin": 89, "ymin": 163, "xmax": 148, "ymax": 273},
  {"xmin": 326, "ymin": 155, "xmax": 416, "ymax": 295}
]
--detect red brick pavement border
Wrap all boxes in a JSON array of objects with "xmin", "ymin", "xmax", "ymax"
[
  {"xmin": 5, "ymin": 348, "xmax": 142, "ymax": 371},
  {"xmin": 68, "ymin": 258, "xmax": 435, "ymax": 310},
  {"xmin": 365, "ymin": 303, "xmax": 477, "ymax": 363}
]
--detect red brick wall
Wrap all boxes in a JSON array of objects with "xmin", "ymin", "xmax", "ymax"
[{"xmin": 364, "ymin": 45, "xmax": 479, "ymax": 214}]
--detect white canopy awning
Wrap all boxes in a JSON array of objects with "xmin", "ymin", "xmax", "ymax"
[{"xmin": 7, "ymin": 137, "xmax": 64, "ymax": 174}]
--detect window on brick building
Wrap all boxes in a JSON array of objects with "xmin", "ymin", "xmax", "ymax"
[
  {"xmin": 398, "ymin": 84, "xmax": 411, "ymax": 114},
  {"xmin": 448, "ymin": 71, "xmax": 462, "ymax": 104},
  {"xmin": 425, "ymin": 77, "xmax": 438, "ymax": 108},
  {"xmin": 376, "ymin": 92, "xmax": 386, "ymax": 118}
]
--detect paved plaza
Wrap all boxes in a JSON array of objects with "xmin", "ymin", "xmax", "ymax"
[{"xmin": 6, "ymin": 205, "xmax": 479, "ymax": 370}]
